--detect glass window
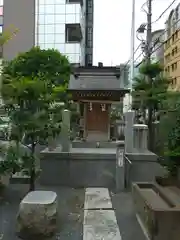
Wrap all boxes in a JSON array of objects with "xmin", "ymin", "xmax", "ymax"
[
  {"xmin": 55, "ymin": 44, "xmax": 65, "ymax": 53},
  {"xmin": 65, "ymin": 14, "xmax": 76, "ymax": 23},
  {"xmin": 38, "ymin": 25, "xmax": 45, "ymax": 34},
  {"xmin": 38, "ymin": 34, "xmax": 45, "ymax": 44},
  {"xmin": 39, "ymin": 5, "xmax": 45, "ymax": 14},
  {"xmin": 44, "ymin": 24, "xmax": 55, "ymax": 34},
  {"xmin": 45, "ymin": 0, "xmax": 55, "ymax": 4},
  {"xmin": 39, "ymin": 43, "xmax": 45, "ymax": 49},
  {"xmin": 75, "ymin": 43, "xmax": 80, "ymax": 53},
  {"xmin": 38, "ymin": 14, "xmax": 45, "ymax": 24},
  {"xmin": 66, "ymin": 53, "xmax": 79, "ymax": 63},
  {"xmin": 54, "ymin": 0, "xmax": 65, "ymax": 4},
  {"xmin": 55, "ymin": 4, "xmax": 66, "ymax": 14},
  {"xmin": 44, "ymin": 43, "xmax": 55, "ymax": 49},
  {"xmin": 39, "ymin": 0, "xmax": 45, "ymax": 4},
  {"xmin": 55, "ymin": 33, "xmax": 65, "ymax": 43},
  {"xmin": 55, "ymin": 14, "xmax": 65, "ymax": 23},
  {"xmin": 45, "ymin": 34, "xmax": 55, "ymax": 43},
  {"xmin": 66, "ymin": 4, "xmax": 76, "ymax": 14},
  {"xmin": 44, "ymin": 4, "xmax": 55, "ymax": 14},
  {"xmin": 45, "ymin": 15, "xmax": 55, "ymax": 24},
  {"xmin": 65, "ymin": 43, "xmax": 76, "ymax": 54},
  {"xmin": 75, "ymin": 13, "xmax": 80, "ymax": 22},
  {"xmin": 55, "ymin": 24, "xmax": 65, "ymax": 33}
]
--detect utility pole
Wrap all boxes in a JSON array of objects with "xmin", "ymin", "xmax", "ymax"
[
  {"xmin": 146, "ymin": 0, "xmax": 152, "ymax": 64},
  {"xmin": 126, "ymin": 0, "xmax": 135, "ymax": 112},
  {"xmin": 146, "ymin": 0, "xmax": 153, "ymax": 150}
]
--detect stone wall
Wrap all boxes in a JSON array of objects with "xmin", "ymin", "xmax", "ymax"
[{"xmin": 39, "ymin": 151, "xmax": 116, "ymax": 188}]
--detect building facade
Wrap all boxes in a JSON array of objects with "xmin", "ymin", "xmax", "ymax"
[
  {"xmin": 151, "ymin": 29, "xmax": 164, "ymax": 64},
  {"xmin": 164, "ymin": 3, "xmax": 180, "ymax": 90},
  {"xmin": 3, "ymin": 0, "xmax": 93, "ymax": 65}
]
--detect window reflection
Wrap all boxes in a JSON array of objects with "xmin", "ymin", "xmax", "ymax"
[
  {"xmin": 45, "ymin": 15, "xmax": 55, "ymax": 24},
  {"xmin": 35, "ymin": 0, "xmax": 82, "ymax": 63},
  {"xmin": 45, "ymin": 5, "xmax": 55, "ymax": 14},
  {"xmin": 38, "ymin": 34, "xmax": 45, "ymax": 43},
  {"xmin": 66, "ymin": 14, "xmax": 76, "ymax": 23},
  {"xmin": 66, "ymin": 4, "xmax": 76, "ymax": 14},
  {"xmin": 44, "ymin": 43, "xmax": 56, "ymax": 49},
  {"xmin": 55, "ymin": 33, "xmax": 65, "ymax": 43},
  {"xmin": 55, "ymin": 14, "xmax": 65, "ymax": 23},
  {"xmin": 55, "ymin": 5, "xmax": 66, "ymax": 14},
  {"xmin": 55, "ymin": 44, "xmax": 65, "ymax": 52},
  {"xmin": 44, "ymin": 24, "xmax": 55, "ymax": 34},
  {"xmin": 45, "ymin": 34, "xmax": 55, "ymax": 43},
  {"xmin": 55, "ymin": 24, "xmax": 65, "ymax": 33},
  {"xmin": 39, "ymin": 25, "xmax": 45, "ymax": 34},
  {"xmin": 54, "ymin": 0, "xmax": 66, "ymax": 4}
]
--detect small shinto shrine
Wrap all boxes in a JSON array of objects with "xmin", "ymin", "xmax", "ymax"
[{"xmin": 68, "ymin": 65, "xmax": 129, "ymax": 141}]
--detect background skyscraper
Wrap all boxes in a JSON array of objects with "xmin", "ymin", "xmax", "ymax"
[{"xmin": 3, "ymin": 0, "xmax": 93, "ymax": 66}]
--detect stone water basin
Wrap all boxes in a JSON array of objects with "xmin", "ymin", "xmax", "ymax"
[{"xmin": 132, "ymin": 182, "xmax": 180, "ymax": 240}]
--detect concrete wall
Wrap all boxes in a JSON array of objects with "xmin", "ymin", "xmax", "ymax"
[
  {"xmin": 3, "ymin": 0, "xmax": 35, "ymax": 60},
  {"xmin": 125, "ymin": 153, "xmax": 167, "ymax": 189},
  {"xmin": 39, "ymin": 152, "xmax": 116, "ymax": 188}
]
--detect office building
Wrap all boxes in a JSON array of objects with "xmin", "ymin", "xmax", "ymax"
[
  {"xmin": 3, "ymin": 0, "xmax": 93, "ymax": 66},
  {"xmin": 164, "ymin": 3, "xmax": 180, "ymax": 89},
  {"xmin": 151, "ymin": 29, "xmax": 164, "ymax": 64}
]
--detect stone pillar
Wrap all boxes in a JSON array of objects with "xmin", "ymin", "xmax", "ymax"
[
  {"xmin": 61, "ymin": 109, "xmax": 70, "ymax": 152},
  {"xmin": 124, "ymin": 111, "xmax": 135, "ymax": 153},
  {"xmin": 133, "ymin": 124, "xmax": 148, "ymax": 149},
  {"xmin": 116, "ymin": 142, "xmax": 125, "ymax": 192}
]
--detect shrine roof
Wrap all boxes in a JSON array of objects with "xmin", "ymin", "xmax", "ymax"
[{"xmin": 68, "ymin": 66, "xmax": 129, "ymax": 92}]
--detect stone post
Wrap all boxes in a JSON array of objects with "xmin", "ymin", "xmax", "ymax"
[
  {"xmin": 61, "ymin": 109, "xmax": 70, "ymax": 152},
  {"xmin": 133, "ymin": 124, "xmax": 148, "ymax": 149},
  {"xmin": 124, "ymin": 111, "xmax": 135, "ymax": 153},
  {"xmin": 116, "ymin": 141, "xmax": 125, "ymax": 192}
]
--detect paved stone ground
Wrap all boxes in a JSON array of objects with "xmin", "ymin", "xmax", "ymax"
[
  {"xmin": 110, "ymin": 190, "xmax": 146, "ymax": 240},
  {"xmin": 0, "ymin": 185, "xmax": 146, "ymax": 240},
  {"xmin": 0, "ymin": 184, "xmax": 85, "ymax": 240}
]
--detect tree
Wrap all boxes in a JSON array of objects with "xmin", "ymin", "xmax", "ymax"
[
  {"xmin": 2, "ymin": 46, "xmax": 71, "ymax": 103},
  {"xmin": 0, "ymin": 25, "xmax": 18, "ymax": 46},
  {"xmin": 132, "ymin": 62, "xmax": 170, "ymax": 150},
  {"xmin": 1, "ymin": 47, "xmax": 71, "ymax": 191}
]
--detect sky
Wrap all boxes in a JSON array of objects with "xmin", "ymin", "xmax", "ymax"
[{"xmin": 93, "ymin": 0, "xmax": 177, "ymax": 66}]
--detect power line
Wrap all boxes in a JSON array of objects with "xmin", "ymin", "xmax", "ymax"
[
  {"xmin": 120, "ymin": 43, "xmax": 142, "ymax": 71},
  {"xmin": 152, "ymin": 0, "xmax": 177, "ymax": 24},
  {"xmin": 137, "ymin": 17, "xmax": 180, "ymax": 66}
]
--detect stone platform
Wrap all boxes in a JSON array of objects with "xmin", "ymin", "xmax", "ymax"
[{"xmin": 39, "ymin": 147, "xmax": 117, "ymax": 188}]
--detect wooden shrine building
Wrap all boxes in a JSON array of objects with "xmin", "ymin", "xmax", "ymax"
[{"xmin": 68, "ymin": 64, "xmax": 129, "ymax": 141}]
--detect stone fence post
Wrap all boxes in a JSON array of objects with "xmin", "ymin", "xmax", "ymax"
[
  {"xmin": 133, "ymin": 124, "xmax": 148, "ymax": 149},
  {"xmin": 61, "ymin": 109, "xmax": 70, "ymax": 152},
  {"xmin": 116, "ymin": 141, "xmax": 125, "ymax": 192},
  {"xmin": 124, "ymin": 110, "xmax": 135, "ymax": 153}
]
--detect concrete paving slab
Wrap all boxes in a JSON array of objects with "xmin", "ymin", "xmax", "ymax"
[
  {"xmin": 84, "ymin": 188, "xmax": 112, "ymax": 209},
  {"xmin": 83, "ymin": 209, "xmax": 121, "ymax": 240}
]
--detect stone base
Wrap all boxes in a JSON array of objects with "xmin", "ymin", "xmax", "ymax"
[
  {"xmin": 0, "ymin": 174, "xmax": 10, "ymax": 187},
  {"xmin": 16, "ymin": 191, "xmax": 58, "ymax": 240}
]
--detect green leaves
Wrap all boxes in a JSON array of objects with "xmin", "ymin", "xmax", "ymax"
[
  {"xmin": 132, "ymin": 62, "xmax": 170, "ymax": 112},
  {"xmin": 0, "ymin": 47, "xmax": 71, "ymax": 189}
]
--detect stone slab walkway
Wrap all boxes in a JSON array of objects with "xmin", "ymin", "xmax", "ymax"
[{"xmin": 0, "ymin": 184, "xmax": 146, "ymax": 240}]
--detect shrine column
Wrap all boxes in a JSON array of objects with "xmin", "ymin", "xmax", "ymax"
[
  {"xmin": 108, "ymin": 104, "xmax": 111, "ymax": 141},
  {"xmin": 83, "ymin": 102, "xmax": 87, "ymax": 140}
]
